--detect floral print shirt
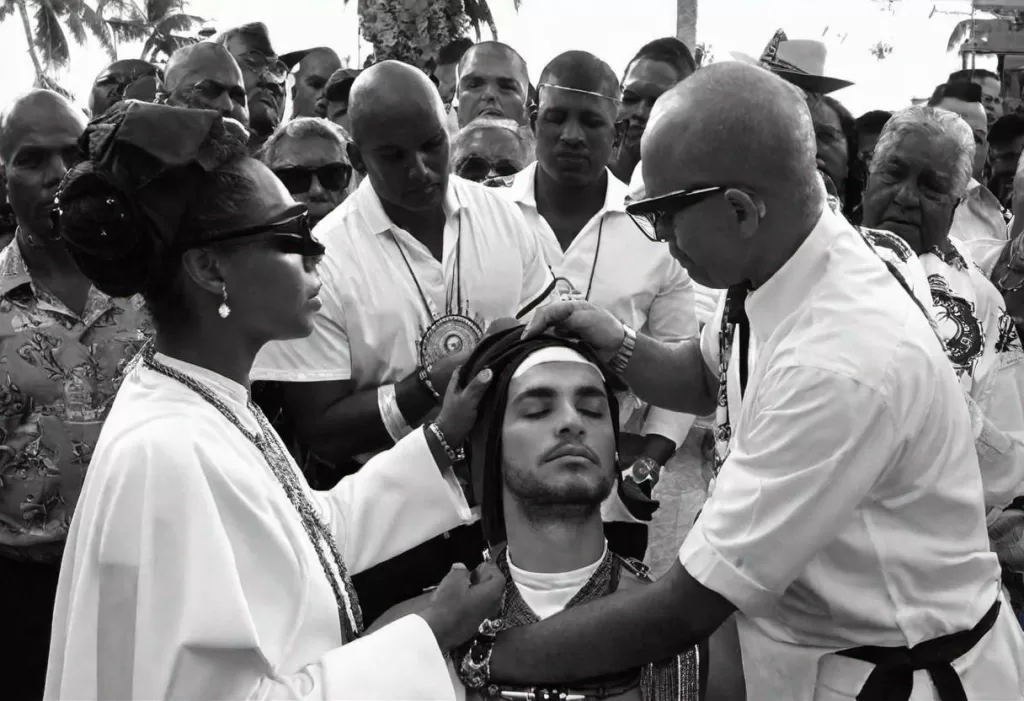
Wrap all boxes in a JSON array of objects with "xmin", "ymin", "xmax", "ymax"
[{"xmin": 0, "ymin": 241, "xmax": 150, "ymax": 563}]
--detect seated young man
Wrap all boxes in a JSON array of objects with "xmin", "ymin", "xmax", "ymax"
[{"xmin": 371, "ymin": 322, "xmax": 744, "ymax": 700}]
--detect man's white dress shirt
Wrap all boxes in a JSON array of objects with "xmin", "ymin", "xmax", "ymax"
[
  {"xmin": 505, "ymin": 163, "xmax": 698, "ymax": 447},
  {"xmin": 681, "ymin": 205, "xmax": 1024, "ymax": 700},
  {"xmin": 46, "ymin": 355, "xmax": 472, "ymax": 700},
  {"xmin": 252, "ymin": 176, "xmax": 555, "ymax": 388}
]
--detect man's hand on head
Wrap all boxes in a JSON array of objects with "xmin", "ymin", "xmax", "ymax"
[{"xmin": 521, "ymin": 300, "xmax": 626, "ymax": 362}]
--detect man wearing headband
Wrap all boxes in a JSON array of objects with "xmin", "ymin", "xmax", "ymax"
[
  {"xmin": 503, "ymin": 51, "xmax": 698, "ymax": 561},
  {"xmin": 369, "ymin": 323, "xmax": 709, "ymax": 700},
  {"xmin": 476, "ymin": 62, "xmax": 1024, "ymax": 701},
  {"xmin": 252, "ymin": 61, "xmax": 556, "ymax": 624},
  {"xmin": 0, "ymin": 90, "xmax": 151, "ymax": 699}
]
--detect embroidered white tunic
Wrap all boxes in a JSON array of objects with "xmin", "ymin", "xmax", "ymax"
[
  {"xmin": 45, "ymin": 355, "xmax": 473, "ymax": 700},
  {"xmin": 681, "ymin": 206, "xmax": 1024, "ymax": 700},
  {"xmin": 919, "ymin": 239, "xmax": 1024, "ymax": 515}
]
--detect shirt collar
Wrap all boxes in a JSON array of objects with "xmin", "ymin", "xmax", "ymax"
[
  {"xmin": 746, "ymin": 204, "xmax": 843, "ymax": 341},
  {"xmin": 0, "ymin": 238, "xmax": 34, "ymax": 299},
  {"xmin": 508, "ymin": 162, "xmax": 629, "ymax": 214},
  {"xmin": 359, "ymin": 175, "xmax": 467, "ymax": 236}
]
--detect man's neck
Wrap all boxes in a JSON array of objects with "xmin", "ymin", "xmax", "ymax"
[
  {"xmin": 380, "ymin": 197, "xmax": 447, "ymax": 259},
  {"xmin": 535, "ymin": 167, "xmax": 608, "ymax": 219},
  {"xmin": 504, "ymin": 503, "xmax": 606, "ymax": 574}
]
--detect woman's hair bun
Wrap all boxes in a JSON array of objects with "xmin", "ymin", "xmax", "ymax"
[{"xmin": 56, "ymin": 161, "xmax": 156, "ymax": 298}]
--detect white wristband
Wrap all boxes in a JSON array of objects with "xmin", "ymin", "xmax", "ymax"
[{"xmin": 377, "ymin": 384, "xmax": 412, "ymax": 443}]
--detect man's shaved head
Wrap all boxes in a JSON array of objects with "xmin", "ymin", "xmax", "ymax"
[
  {"xmin": 640, "ymin": 61, "xmax": 821, "ymax": 288},
  {"xmin": 347, "ymin": 61, "xmax": 450, "ymax": 215},
  {"xmin": 643, "ymin": 61, "xmax": 817, "ymax": 201},
  {"xmin": 538, "ymin": 51, "xmax": 619, "ymax": 101},
  {"xmin": 348, "ymin": 60, "xmax": 445, "ymax": 144},
  {"xmin": 0, "ymin": 90, "xmax": 85, "ymax": 164},
  {"xmin": 459, "ymin": 42, "xmax": 528, "ymax": 85},
  {"xmin": 164, "ymin": 42, "xmax": 237, "ymax": 90}
]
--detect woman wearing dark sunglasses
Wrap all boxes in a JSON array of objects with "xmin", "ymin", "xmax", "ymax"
[
  {"xmin": 259, "ymin": 118, "xmax": 354, "ymax": 225},
  {"xmin": 44, "ymin": 102, "xmax": 502, "ymax": 700}
]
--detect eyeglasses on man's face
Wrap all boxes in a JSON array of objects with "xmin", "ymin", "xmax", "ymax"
[
  {"xmin": 625, "ymin": 186, "xmax": 726, "ymax": 241},
  {"xmin": 273, "ymin": 162, "xmax": 353, "ymax": 194}
]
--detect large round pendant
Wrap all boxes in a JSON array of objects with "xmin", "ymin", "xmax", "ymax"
[{"xmin": 419, "ymin": 314, "xmax": 483, "ymax": 366}]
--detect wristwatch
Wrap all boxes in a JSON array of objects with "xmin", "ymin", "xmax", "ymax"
[{"xmin": 609, "ymin": 323, "xmax": 636, "ymax": 375}]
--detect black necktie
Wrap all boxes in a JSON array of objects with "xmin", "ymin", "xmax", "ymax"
[{"xmin": 725, "ymin": 284, "xmax": 750, "ymax": 397}]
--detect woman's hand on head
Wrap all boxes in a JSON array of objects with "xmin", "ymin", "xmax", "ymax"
[{"xmin": 434, "ymin": 365, "xmax": 493, "ymax": 448}]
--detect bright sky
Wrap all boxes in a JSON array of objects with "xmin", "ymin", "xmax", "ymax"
[{"xmin": 0, "ymin": 0, "xmax": 997, "ymax": 116}]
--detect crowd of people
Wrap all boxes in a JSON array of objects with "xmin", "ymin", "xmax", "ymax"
[{"xmin": 0, "ymin": 15, "xmax": 1023, "ymax": 701}]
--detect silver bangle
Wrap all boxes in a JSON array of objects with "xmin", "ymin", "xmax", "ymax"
[
  {"xmin": 609, "ymin": 323, "xmax": 637, "ymax": 374},
  {"xmin": 377, "ymin": 384, "xmax": 412, "ymax": 443},
  {"xmin": 427, "ymin": 422, "xmax": 466, "ymax": 463}
]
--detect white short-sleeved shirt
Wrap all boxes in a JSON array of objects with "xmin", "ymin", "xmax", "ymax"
[
  {"xmin": 252, "ymin": 176, "xmax": 555, "ymax": 388},
  {"xmin": 503, "ymin": 163, "xmax": 697, "ymax": 446},
  {"xmin": 680, "ymin": 206, "xmax": 1022, "ymax": 699}
]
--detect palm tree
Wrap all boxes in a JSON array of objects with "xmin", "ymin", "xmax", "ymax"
[
  {"xmin": 677, "ymin": 0, "xmax": 696, "ymax": 51},
  {"xmin": 1, "ymin": 0, "xmax": 115, "ymax": 93},
  {"xmin": 99, "ymin": 0, "xmax": 203, "ymax": 62}
]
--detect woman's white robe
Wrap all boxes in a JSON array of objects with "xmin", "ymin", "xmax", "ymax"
[{"xmin": 45, "ymin": 355, "xmax": 473, "ymax": 700}]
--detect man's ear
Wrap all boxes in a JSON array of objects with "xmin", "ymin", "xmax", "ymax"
[
  {"xmin": 290, "ymin": 84, "xmax": 297, "ymax": 101},
  {"xmin": 347, "ymin": 141, "xmax": 366, "ymax": 175},
  {"xmin": 724, "ymin": 188, "xmax": 763, "ymax": 239}
]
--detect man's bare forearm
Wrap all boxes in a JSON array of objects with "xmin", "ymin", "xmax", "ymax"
[
  {"xmin": 288, "ymin": 373, "xmax": 437, "ymax": 464},
  {"xmin": 622, "ymin": 335, "xmax": 717, "ymax": 416},
  {"xmin": 488, "ymin": 562, "xmax": 732, "ymax": 684}
]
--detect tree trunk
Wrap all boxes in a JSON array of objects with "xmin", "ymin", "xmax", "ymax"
[
  {"xmin": 15, "ymin": 0, "xmax": 50, "ymax": 88},
  {"xmin": 676, "ymin": 0, "xmax": 697, "ymax": 50}
]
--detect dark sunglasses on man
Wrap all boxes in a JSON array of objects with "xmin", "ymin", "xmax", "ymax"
[
  {"xmin": 456, "ymin": 156, "xmax": 521, "ymax": 184},
  {"xmin": 625, "ymin": 186, "xmax": 726, "ymax": 241},
  {"xmin": 240, "ymin": 51, "xmax": 289, "ymax": 85},
  {"xmin": 273, "ymin": 163, "xmax": 352, "ymax": 195},
  {"xmin": 173, "ymin": 79, "xmax": 248, "ymax": 108}
]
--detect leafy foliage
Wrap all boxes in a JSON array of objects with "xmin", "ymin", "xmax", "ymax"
[{"xmin": 351, "ymin": 0, "xmax": 515, "ymax": 70}]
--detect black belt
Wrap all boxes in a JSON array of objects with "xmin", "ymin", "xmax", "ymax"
[{"xmin": 838, "ymin": 600, "xmax": 1001, "ymax": 701}]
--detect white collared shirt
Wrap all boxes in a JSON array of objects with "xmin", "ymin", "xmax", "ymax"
[
  {"xmin": 252, "ymin": 176, "xmax": 555, "ymax": 387},
  {"xmin": 681, "ymin": 205, "xmax": 1020, "ymax": 699},
  {"xmin": 951, "ymin": 178, "xmax": 1011, "ymax": 244},
  {"xmin": 503, "ymin": 163, "xmax": 697, "ymax": 445}
]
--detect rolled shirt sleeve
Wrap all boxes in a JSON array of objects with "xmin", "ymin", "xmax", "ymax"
[
  {"xmin": 679, "ymin": 364, "xmax": 897, "ymax": 616},
  {"xmin": 323, "ymin": 427, "xmax": 473, "ymax": 575}
]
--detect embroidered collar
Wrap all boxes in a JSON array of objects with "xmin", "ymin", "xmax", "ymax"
[
  {"xmin": 926, "ymin": 241, "xmax": 968, "ymax": 272},
  {"xmin": 0, "ymin": 238, "xmax": 33, "ymax": 299}
]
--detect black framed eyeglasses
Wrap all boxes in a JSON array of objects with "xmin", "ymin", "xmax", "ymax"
[
  {"xmin": 273, "ymin": 162, "xmax": 352, "ymax": 194},
  {"xmin": 625, "ymin": 186, "xmax": 726, "ymax": 241},
  {"xmin": 455, "ymin": 156, "xmax": 522, "ymax": 183}
]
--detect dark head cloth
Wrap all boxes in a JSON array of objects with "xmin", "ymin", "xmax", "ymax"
[
  {"xmin": 457, "ymin": 321, "xmax": 625, "ymax": 545},
  {"xmin": 65, "ymin": 100, "xmax": 249, "ymax": 253}
]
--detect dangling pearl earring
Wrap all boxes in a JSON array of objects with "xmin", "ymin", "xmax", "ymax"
[{"xmin": 217, "ymin": 285, "xmax": 231, "ymax": 319}]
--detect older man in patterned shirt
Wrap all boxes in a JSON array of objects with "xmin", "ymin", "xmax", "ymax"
[{"xmin": 0, "ymin": 89, "xmax": 150, "ymax": 700}]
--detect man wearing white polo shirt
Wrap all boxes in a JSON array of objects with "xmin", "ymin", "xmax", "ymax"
[
  {"xmin": 500, "ymin": 51, "xmax": 697, "ymax": 561},
  {"xmin": 252, "ymin": 61, "xmax": 555, "ymax": 624},
  {"xmin": 476, "ymin": 63, "xmax": 1024, "ymax": 701}
]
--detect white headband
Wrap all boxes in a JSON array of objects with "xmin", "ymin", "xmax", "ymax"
[{"xmin": 511, "ymin": 346, "xmax": 604, "ymax": 380}]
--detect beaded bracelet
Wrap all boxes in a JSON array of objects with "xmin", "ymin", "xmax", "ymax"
[
  {"xmin": 418, "ymin": 366, "xmax": 442, "ymax": 402},
  {"xmin": 428, "ymin": 422, "xmax": 465, "ymax": 463},
  {"xmin": 460, "ymin": 616, "xmax": 503, "ymax": 690}
]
